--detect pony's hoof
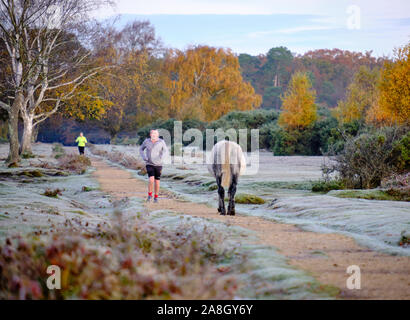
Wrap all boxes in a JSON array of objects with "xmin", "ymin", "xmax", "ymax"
[{"xmin": 219, "ymin": 212, "xmax": 226, "ymax": 216}]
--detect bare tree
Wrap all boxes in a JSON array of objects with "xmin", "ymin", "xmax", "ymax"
[
  {"xmin": 0, "ymin": 0, "xmax": 112, "ymax": 163},
  {"xmin": 118, "ymin": 20, "xmax": 163, "ymax": 56}
]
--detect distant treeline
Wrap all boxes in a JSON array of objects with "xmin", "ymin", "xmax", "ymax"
[
  {"xmin": 238, "ymin": 47, "xmax": 387, "ymax": 109},
  {"xmin": 109, "ymin": 109, "xmax": 355, "ymax": 156},
  {"xmin": 0, "ymin": 13, "xmax": 407, "ymax": 158},
  {"xmin": 25, "ymin": 44, "xmax": 397, "ymax": 149}
]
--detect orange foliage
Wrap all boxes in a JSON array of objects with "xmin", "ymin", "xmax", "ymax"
[
  {"xmin": 164, "ymin": 45, "xmax": 261, "ymax": 121},
  {"xmin": 367, "ymin": 43, "xmax": 410, "ymax": 126}
]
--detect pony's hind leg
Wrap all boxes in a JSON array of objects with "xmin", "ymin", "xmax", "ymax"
[
  {"xmin": 227, "ymin": 173, "xmax": 238, "ymax": 216},
  {"xmin": 216, "ymin": 176, "xmax": 226, "ymax": 215}
]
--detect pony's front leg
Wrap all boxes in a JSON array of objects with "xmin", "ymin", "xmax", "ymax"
[
  {"xmin": 216, "ymin": 177, "xmax": 226, "ymax": 215},
  {"xmin": 227, "ymin": 174, "xmax": 238, "ymax": 216}
]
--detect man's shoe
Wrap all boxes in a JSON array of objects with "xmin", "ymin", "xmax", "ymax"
[
  {"xmin": 153, "ymin": 197, "xmax": 158, "ymax": 203},
  {"xmin": 146, "ymin": 195, "xmax": 152, "ymax": 202}
]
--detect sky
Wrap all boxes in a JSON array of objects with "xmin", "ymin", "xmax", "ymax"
[{"xmin": 93, "ymin": 0, "xmax": 410, "ymax": 57}]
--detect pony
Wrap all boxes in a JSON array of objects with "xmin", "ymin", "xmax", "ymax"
[{"xmin": 207, "ymin": 140, "xmax": 246, "ymax": 215}]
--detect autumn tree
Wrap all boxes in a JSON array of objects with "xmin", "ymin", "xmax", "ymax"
[
  {"xmin": 333, "ymin": 66, "xmax": 380, "ymax": 124},
  {"xmin": 164, "ymin": 45, "xmax": 262, "ymax": 121},
  {"xmin": 83, "ymin": 21, "xmax": 164, "ymax": 138},
  {"xmin": 0, "ymin": 0, "xmax": 112, "ymax": 163},
  {"xmin": 366, "ymin": 43, "xmax": 410, "ymax": 126},
  {"xmin": 278, "ymin": 72, "xmax": 317, "ymax": 129}
]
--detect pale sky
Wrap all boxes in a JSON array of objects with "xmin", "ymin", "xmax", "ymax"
[{"xmin": 93, "ymin": 0, "xmax": 410, "ymax": 56}]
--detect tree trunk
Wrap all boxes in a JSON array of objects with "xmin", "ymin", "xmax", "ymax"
[
  {"xmin": 32, "ymin": 124, "xmax": 39, "ymax": 143},
  {"xmin": 21, "ymin": 112, "xmax": 34, "ymax": 155},
  {"xmin": 6, "ymin": 93, "xmax": 23, "ymax": 165}
]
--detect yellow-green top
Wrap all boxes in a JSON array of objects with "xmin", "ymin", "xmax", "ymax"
[{"xmin": 75, "ymin": 136, "xmax": 88, "ymax": 147}]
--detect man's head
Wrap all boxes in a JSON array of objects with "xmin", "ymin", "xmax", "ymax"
[
  {"xmin": 150, "ymin": 129, "xmax": 159, "ymax": 141},
  {"xmin": 80, "ymin": 132, "xmax": 83, "ymax": 137}
]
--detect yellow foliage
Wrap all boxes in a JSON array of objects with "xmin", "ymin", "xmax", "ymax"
[
  {"xmin": 370, "ymin": 43, "xmax": 410, "ymax": 126},
  {"xmin": 164, "ymin": 45, "xmax": 261, "ymax": 121},
  {"xmin": 333, "ymin": 66, "xmax": 380, "ymax": 124},
  {"xmin": 365, "ymin": 101, "xmax": 394, "ymax": 126},
  {"xmin": 61, "ymin": 82, "xmax": 113, "ymax": 121},
  {"xmin": 278, "ymin": 72, "xmax": 317, "ymax": 129}
]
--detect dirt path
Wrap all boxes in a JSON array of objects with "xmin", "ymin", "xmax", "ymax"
[{"xmin": 91, "ymin": 158, "xmax": 410, "ymax": 300}]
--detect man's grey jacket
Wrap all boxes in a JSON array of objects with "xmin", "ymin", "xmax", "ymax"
[{"xmin": 139, "ymin": 138, "xmax": 169, "ymax": 166}]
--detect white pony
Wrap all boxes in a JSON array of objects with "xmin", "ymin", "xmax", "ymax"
[{"xmin": 207, "ymin": 140, "xmax": 246, "ymax": 215}]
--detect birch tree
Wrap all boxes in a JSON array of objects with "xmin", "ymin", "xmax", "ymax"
[{"xmin": 0, "ymin": 0, "xmax": 111, "ymax": 163}]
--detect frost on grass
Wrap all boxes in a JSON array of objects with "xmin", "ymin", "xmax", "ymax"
[
  {"xmin": 89, "ymin": 144, "xmax": 144, "ymax": 172},
  {"xmin": 0, "ymin": 212, "xmax": 238, "ymax": 300},
  {"xmin": 143, "ymin": 210, "xmax": 337, "ymax": 300},
  {"xmin": 57, "ymin": 154, "xmax": 91, "ymax": 175},
  {"xmin": 96, "ymin": 144, "xmax": 409, "ymax": 256}
]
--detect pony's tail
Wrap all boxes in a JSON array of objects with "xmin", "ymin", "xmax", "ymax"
[{"xmin": 221, "ymin": 141, "xmax": 231, "ymax": 188}]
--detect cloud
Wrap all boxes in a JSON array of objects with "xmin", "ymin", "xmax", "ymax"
[
  {"xmin": 248, "ymin": 25, "xmax": 337, "ymax": 38},
  {"xmin": 92, "ymin": 2, "xmax": 410, "ymax": 57},
  {"xmin": 94, "ymin": 0, "xmax": 410, "ymax": 19}
]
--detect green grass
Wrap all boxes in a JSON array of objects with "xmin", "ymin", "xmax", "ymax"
[
  {"xmin": 208, "ymin": 184, "xmax": 218, "ymax": 191},
  {"xmin": 21, "ymin": 152, "xmax": 35, "ymax": 159},
  {"xmin": 16, "ymin": 170, "xmax": 44, "ymax": 178},
  {"xmin": 70, "ymin": 210, "xmax": 88, "ymax": 216},
  {"xmin": 81, "ymin": 186, "xmax": 95, "ymax": 192},
  {"xmin": 0, "ymin": 214, "xmax": 11, "ymax": 220},
  {"xmin": 230, "ymin": 193, "xmax": 266, "ymax": 205},
  {"xmin": 246, "ymin": 181, "xmax": 313, "ymax": 191},
  {"xmin": 330, "ymin": 189, "xmax": 408, "ymax": 201},
  {"xmin": 306, "ymin": 282, "xmax": 341, "ymax": 298},
  {"xmin": 311, "ymin": 179, "xmax": 344, "ymax": 193}
]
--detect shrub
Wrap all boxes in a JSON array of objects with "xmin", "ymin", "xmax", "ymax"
[
  {"xmin": 381, "ymin": 172, "xmax": 410, "ymax": 201},
  {"xmin": 89, "ymin": 147, "xmax": 145, "ymax": 171},
  {"xmin": 134, "ymin": 108, "xmax": 344, "ymax": 155},
  {"xmin": 326, "ymin": 120, "xmax": 363, "ymax": 154},
  {"xmin": 52, "ymin": 143, "xmax": 65, "ymax": 159},
  {"xmin": 326, "ymin": 127, "xmax": 409, "ymax": 189},
  {"xmin": 267, "ymin": 125, "xmax": 315, "ymax": 156},
  {"xmin": 43, "ymin": 188, "xmax": 63, "ymax": 197},
  {"xmin": 208, "ymin": 109, "xmax": 279, "ymax": 151},
  {"xmin": 0, "ymin": 213, "xmax": 238, "ymax": 299},
  {"xmin": 381, "ymin": 172, "xmax": 409, "ymax": 189},
  {"xmin": 137, "ymin": 118, "xmax": 206, "ymax": 147},
  {"xmin": 208, "ymin": 109, "xmax": 279, "ymax": 130},
  {"xmin": 391, "ymin": 131, "xmax": 410, "ymax": 172},
  {"xmin": 57, "ymin": 155, "xmax": 91, "ymax": 174},
  {"xmin": 52, "ymin": 143, "xmax": 64, "ymax": 154},
  {"xmin": 171, "ymin": 143, "xmax": 183, "ymax": 156}
]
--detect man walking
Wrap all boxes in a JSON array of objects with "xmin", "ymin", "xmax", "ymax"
[
  {"xmin": 75, "ymin": 132, "xmax": 88, "ymax": 155},
  {"xmin": 139, "ymin": 129, "xmax": 169, "ymax": 203}
]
